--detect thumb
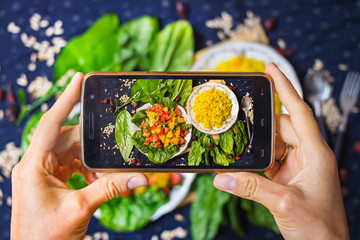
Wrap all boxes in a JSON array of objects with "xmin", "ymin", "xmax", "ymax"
[
  {"xmin": 214, "ymin": 172, "xmax": 288, "ymax": 212},
  {"xmin": 75, "ymin": 173, "xmax": 148, "ymax": 213}
]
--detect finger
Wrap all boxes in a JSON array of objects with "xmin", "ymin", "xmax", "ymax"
[
  {"xmin": 56, "ymin": 142, "xmax": 80, "ymax": 166},
  {"xmin": 56, "ymin": 159, "xmax": 98, "ymax": 184},
  {"xmin": 54, "ymin": 125, "xmax": 80, "ymax": 157},
  {"xmin": 275, "ymin": 134, "xmax": 287, "ymax": 160},
  {"xmin": 31, "ymin": 72, "xmax": 83, "ymax": 153},
  {"xmin": 74, "ymin": 173, "xmax": 148, "ymax": 213},
  {"xmin": 265, "ymin": 160, "xmax": 282, "ymax": 179},
  {"xmin": 276, "ymin": 114, "xmax": 298, "ymax": 147},
  {"xmin": 265, "ymin": 63, "xmax": 322, "ymax": 143},
  {"xmin": 214, "ymin": 172, "xmax": 288, "ymax": 213}
]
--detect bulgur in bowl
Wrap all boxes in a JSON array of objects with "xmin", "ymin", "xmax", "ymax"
[{"xmin": 186, "ymin": 82, "xmax": 239, "ymax": 134}]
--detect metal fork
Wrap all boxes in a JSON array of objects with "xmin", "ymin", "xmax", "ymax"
[{"xmin": 334, "ymin": 71, "xmax": 360, "ymax": 162}]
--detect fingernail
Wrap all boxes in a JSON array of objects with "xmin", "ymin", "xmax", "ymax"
[
  {"xmin": 215, "ymin": 175, "xmax": 235, "ymax": 191},
  {"xmin": 127, "ymin": 177, "xmax": 147, "ymax": 190}
]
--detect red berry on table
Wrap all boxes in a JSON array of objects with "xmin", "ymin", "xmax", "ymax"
[
  {"xmin": 354, "ymin": 141, "xmax": 360, "ymax": 154},
  {"xmin": 284, "ymin": 48, "xmax": 295, "ymax": 57},
  {"xmin": 235, "ymin": 156, "xmax": 240, "ymax": 160},
  {"xmin": 103, "ymin": 98, "xmax": 108, "ymax": 104},
  {"xmin": 264, "ymin": 16, "xmax": 277, "ymax": 31},
  {"xmin": 130, "ymin": 159, "xmax": 137, "ymax": 164},
  {"xmin": 7, "ymin": 82, "xmax": 16, "ymax": 105},
  {"xmin": 275, "ymin": 47, "xmax": 285, "ymax": 56},
  {"xmin": 176, "ymin": 0, "xmax": 189, "ymax": 19},
  {"xmin": 136, "ymin": 162, "xmax": 142, "ymax": 166},
  {"xmin": 0, "ymin": 88, "xmax": 3, "ymax": 100}
]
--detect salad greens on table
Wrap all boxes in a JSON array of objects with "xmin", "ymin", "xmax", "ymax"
[{"xmin": 20, "ymin": 12, "xmax": 279, "ymax": 239}]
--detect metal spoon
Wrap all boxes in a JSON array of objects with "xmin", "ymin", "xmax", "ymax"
[
  {"xmin": 303, "ymin": 69, "xmax": 331, "ymax": 143},
  {"xmin": 240, "ymin": 95, "xmax": 252, "ymax": 140}
]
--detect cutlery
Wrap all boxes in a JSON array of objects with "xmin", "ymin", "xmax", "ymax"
[
  {"xmin": 334, "ymin": 71, "xmax": 360, "ymax": 162},
  {"xmin": 304, "ymin": 69, "xmax": 331, "ymax": 143},
  {"xmin": 240, "ymin": 95, "xmax": 252, "ymax": 140}
]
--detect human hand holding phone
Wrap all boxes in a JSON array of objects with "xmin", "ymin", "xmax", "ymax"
[
  {"xmin": 11, "ymin": 73, "xmax": 148, "ymax": 240},
  {"xmin": 214, "ymin": 63, "xmax": 349, "ymax": 239}
]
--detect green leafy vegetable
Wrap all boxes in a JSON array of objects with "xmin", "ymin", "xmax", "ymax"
[
  {"xmin": 167, "ymin": 79, "xmax": 193, "ymax": 105},
  {"xmin": 191, "ymin": 174, "xmax": 231, "ymax": 240},
  {"xmin": 219, "ymin": 129, "xmax": 234, "ymax": 155},
  {"xmin": 149, "ymin": 20, "xmax": 194, "ymax": 71},
  {"xmin": 227, "ymin": 196, "xmax": 246, "ymax": 237},
  {"xmin": 148, "ymin": 94, "xmax": 176, "ymax": 109},
  {"xmin": 213, "ymin": 146, "xmax": 233, "ymax": 166},
  {"xmin": 241, "ymin": 199, "xmax": 279, "ymax": 233},
  {"xmin": 234, "ymin": 120, "xmax": 248, "ymax": 156},
  {"xmin": 115, "ymin": 110, "xmax": 133, "ymax": 161},
  {"xmin": 188, "ymin": 141, "xmax": 206, "ymax": 166},
  {"xmin": 117, "ymin": 16, "xmax": 159, "ymax": 71},
  {"xmin": 131, "ymin": 109, "xmax": 147, "ymax": 128}
]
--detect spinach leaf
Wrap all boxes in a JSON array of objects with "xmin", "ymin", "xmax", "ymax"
[
  {"xmin": 115, "ymin": 110, "xmax": 133, "ymax": 161},
  {"xmin": 191, "ymin": 174, "xmax": 231, "ymax": 240},
  {"xmin": 188, "ymin": 141, "xmax": 206, "ymax": 166},
  {"xmin": 241, "ymin": 199, "xmax": 279, "ymax": 233},
  {"xmin": 234, "ymin": 120, "xmax": 248, "ymax": 156},
  {"xmin": 167, "ymin": 79, "xmax": 193, "ymax": 106},
  {"xmin": 213, "ymin": 146, "xmax": 233, "ymax": 166},
  {"xmin": 219, "ymin": 129, "xmax": 234, "ymax": 155},
  {"xmin": 55, "ymin": 13, "xmax": 122, "ymax": 80},
  {"xmin": 130, "ymin": 79, "xmax": 163, "ymax": 103},
  {"xmin": 149, "ymin": 20, "xmax": 194, "ymax": 71},
  {"xmin": 148, "ymin": 94, "xmax": 176, "ymax": 109},
  {"xmin": 227, "ymin": 196, "xmax": 246, "ymax": 237},
  {"xmin": 117, "ymin": 16, "xmax": 159, "ymax": 71},
  {"xmin": 99, "ymin": 185, "xmax": 167, "ymax": 232},
  {"xmin": 131, "ymin": 109, "xmax": 147, "ymax": 128},
  {"xmin": 201, "ymin": 135, "xmax": 211, "ymax": 166}
]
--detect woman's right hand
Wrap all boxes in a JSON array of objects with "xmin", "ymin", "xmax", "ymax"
[{"xmin": 214, "ymin": 63, "xmax": 349, "ymax": 239}]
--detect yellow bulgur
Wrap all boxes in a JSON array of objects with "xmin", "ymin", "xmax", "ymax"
[{"xmin": 193, "ymin": 89, "xmax": 232, "ymax": 129}]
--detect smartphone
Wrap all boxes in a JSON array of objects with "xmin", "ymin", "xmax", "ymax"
[{"xmin": 81, "ymin": 72, "xmax": 275, "ymax": 172}]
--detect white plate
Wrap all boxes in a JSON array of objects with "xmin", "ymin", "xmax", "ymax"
[
  {"xmin": 185, "ymin": 82, "xmax": 239, "ymax": 134},
  {"xmin": 191, "ymin": 40, "xmax": 303, "ymax": 113},
  {"xmin": 132, "ymin": 103, "xmax": 192, "ymax": 158}
]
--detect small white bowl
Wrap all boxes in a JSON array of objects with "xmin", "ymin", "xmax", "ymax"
[
  {"xmin": 186, "ymin": 82, "xmax": 239, "ymax": 134},
  {"xmin": 131, "ymin": 103, "xmax": 192, "ymax": 159}
]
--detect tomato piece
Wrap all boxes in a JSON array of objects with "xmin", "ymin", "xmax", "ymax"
[
  {"xmin": 155, "ymin": 141, "xmax": 163, "ymax": 148},
  {"xmin": 179, "ymin": 137, "xmax": 185, "ymax": 145},
  {"xmin": 161, "ymin": 115, "xmax": 167, "ymax": 122},
  {"xmin": 170, "ymin": 173, "xmax": 182, "ymax": 186},
  {"xmin": 174, "ymin": 107, "xmax": 181, "ymax": 116},
  {"xmin": 141, "ymin": 120, "xmax": 147, "ymax": 128},
  {"xmin": 159, "ymin": 129, "xmax": 164, "ymax": 135},
  {"xmin": 183, "ymin": 129, "xmax": 189, "ymax": 136},
  {"xmin": 164, "ymin": 127, "xmax": 170, "ymax": 134},
  {"xmin": 144, "ymin": 138, "xmax": 150, "ymax": 145},
  {"xmin": 166, "ymin": 115, "xmax": 172, "ymax": 121},
  {"xmin": 157, "ymin": 111, "xmax": 164, "ymax": 117},
  {"xmin": 164, "ymin": 111, "xmax": 170, "ymax": 115}
]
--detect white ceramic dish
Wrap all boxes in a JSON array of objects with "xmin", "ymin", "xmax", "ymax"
[
  {"xmin": 185, "ymin": 82, "xmax": 239, "ymax": 134},
  {"xmin": 191, "ymin": 40, "xmax": 303, "ymax": 113},
  {"xmin": 131, "ymin": 103, "xmax": 192, "ymax": 158}
]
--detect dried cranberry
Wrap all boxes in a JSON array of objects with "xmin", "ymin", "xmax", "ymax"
[
  {"xmin": 284, "ymin": 48, "xmax": 295, "ymax": 57},
  {"xmin": 264, "ymin": 17, "xmax": 277, "ymax": 31},
  {"xmin": 235, "ymin": 156, "xmax": 240, "ymax": 160},
  {"xmin": 132, "ymin": 101, "xmax": 139, "ymax": 108},
  {"xmin": 210, "ymin": 143, "xmax": 214, "ymax": 148},
  {"xmin": 227, "ymin": 154, "xmax": 234, "ymax": 159},
  {"xmin": 175, "ymin": 96, "xmax": 182, "ymax": 102},
  {"xmin": 130, "ymin": 159, "xmax": 137, "ymax": 164},
  {"xmin": 5, "ymin": 105, "xmax": 19, "ymax": 123},
  {"xmin": 354, "ymin": 141, "xmax": 360, "ymax": 154},
  {"xmin": 232, "ymin": 86, "xmax": 238, "ymax": 91},
  {"xmin": 192, "ymin": 136, "xmax": 198, "ymax": 141},
  {"xmin": 341, "ymin": 185, "xmax": 350, "ymax": 197},
  {"xmin": 228, "ymin": 86, "xmax": 233, "ymax": 90},
  {"xmin": 109, "ymin": 99, "xmax": 114, "ymax": 106},
  {"xmin": 0, "ymin": 88, "xmax": 3, "ymax": 100},
  {"xmin": 136, "ymin": 162, "xmax": 142, "ymax": 166},
  {"xmin": 103, "ymin": 98, "xmax": 108, "ymax": 104},
  {"xmin": 339, "ymin": 168, "xmax": 348, "ymax": 183},
  {"xmin": 7, "ymin": 82, "xmax": 16, "ymax": 105},
  {"xmin": 275, "ymin": 48, "xmax": 285, "ymax": 56},
  {"xmin": 176, "ymin": 1, "xmax": 189, "ymax": 19}
]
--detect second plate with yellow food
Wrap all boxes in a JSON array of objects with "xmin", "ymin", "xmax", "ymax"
[{"xmin": 186, "ymin": 82, "xmax": 239, "ymax": 134}]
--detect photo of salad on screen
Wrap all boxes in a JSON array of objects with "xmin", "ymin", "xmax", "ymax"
[{"xmin": 99, "ymin": 78, "xmax": 253, "ymax": 167}]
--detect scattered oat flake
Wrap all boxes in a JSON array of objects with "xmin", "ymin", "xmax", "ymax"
[
  {"xmin": 174, "ymin": 214, "xmax": 185, "ymax": 222},
  {"xmin": 277, "ymin": 39, "xmax": 286, "ymax": 50},
  {"xmin": 16, "ymin": 73, "xmax": 28, "ymax": 87},
  {"xmin": 338, "ymin": 64, "xmax": 349, "ymax": 71},
  {"xmin": 0, "ymin": 142, "xmax": 22, "ymax": 178},
  {"xmin": 6, "ymin": 196, "xmax": 12, "ymax": 207},
  {"xmin": 102, "ymin": 123, "xmax": 115, "ymax": 138},
  {"xmin": 7, "ymin": 22, "xmax": 21, "ymax": 34},
  {"xmin": 27, "ymin": 76, "xmax": 52, "ymax": 98},
  {"xmin": 151, "ymin": 235, "xmax": 159, "ymax": 240},
  {"xmin": 0, "ymin": 110, "xmax": 4, "ymax": 121},
  {"xmin": 160, "ymin": 227, "xmax": 187, "ymax": 240}
]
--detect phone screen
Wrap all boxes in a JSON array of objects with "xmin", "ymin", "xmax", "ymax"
[{"xmin": 82, "ymin": 73, "xmax": 273, "ymax": 171}]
